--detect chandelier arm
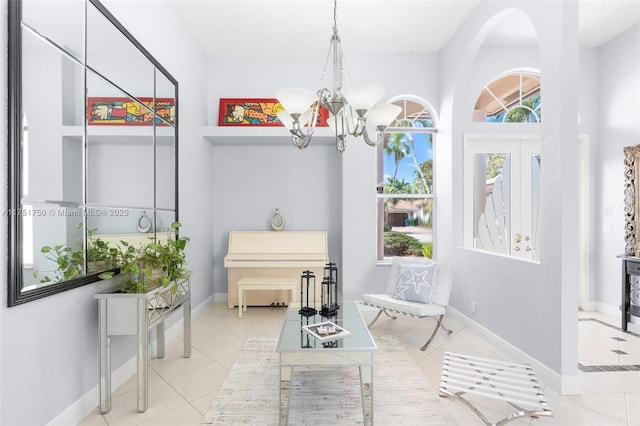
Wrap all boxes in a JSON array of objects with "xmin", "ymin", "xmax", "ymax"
[
  {"xmin": 309, "ymin": 100, "xmax": 322, "ymax": 132},
  {"xmin": 290, "ymin": 124, "xmax": 315, "ymax": 140},
  {"xmin": 291, "ymin": 100, "xmax": 321, "ymax": 136},
  {"xmin": 353, "ymin": 117, "xmax": 366, "ymax": 137},
  {"xmin": 342, "ymin": 117, "xmax": 356, "ymax": 137},
  {"xmin": 361, "ymin": 126, "xmax": 385, "ymax": 147},
  {"xmin": 291, "ymin": 133, "xmax": 313, "ymax": 149}
]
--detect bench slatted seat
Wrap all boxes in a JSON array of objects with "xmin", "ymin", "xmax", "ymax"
[{"xmin": 439, "ymin": 352, "xmax": 553, "ymax": 426}]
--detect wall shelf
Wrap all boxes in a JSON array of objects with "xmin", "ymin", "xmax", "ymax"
[
  {"xmin": 61, "ymin": 125, "xmax": 175, "ymax": 145},
  {"xmin": 203, "ymin": 126, "xmax": 335, "ymax": 146}
]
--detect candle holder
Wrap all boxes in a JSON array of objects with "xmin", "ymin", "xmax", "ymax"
[
  {"xmin": 320, "ymin": 262, "xmax": 340, "ymax": 317},
  {"xmin": 298, "ymin": 270, "xmax": 317, "ymax": 317}
]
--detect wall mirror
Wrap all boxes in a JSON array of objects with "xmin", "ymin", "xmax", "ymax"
[
  {"xmin": 623, "ymin": 144, "xmax": 640, "ymax": 255},
  {"xmin": 8, "ymin": 0, "xmax": 179, "ymax": 306}
]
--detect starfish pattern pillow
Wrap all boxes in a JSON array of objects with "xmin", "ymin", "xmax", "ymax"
[{"xmin": 392, "ymin": 263, "xmax": 438, "ymax": 304}]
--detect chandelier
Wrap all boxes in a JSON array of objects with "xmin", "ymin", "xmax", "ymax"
[{"xmin": 275, "ymin": 0, "xmax": 401, "ymax": 153}]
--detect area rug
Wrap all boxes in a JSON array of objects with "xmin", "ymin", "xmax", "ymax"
[{"xmin": 201, "ymin": 335, "xmax": 456, "ymax": 425}]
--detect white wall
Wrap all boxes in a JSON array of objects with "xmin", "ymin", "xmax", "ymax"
[
  {"xmin": 440, "ymin": 1, "xmax": 581, "ymax": 393},
  {"xmin": 211, "ymin": 141, "xmax": 343, "ymax": 297},
  {"xmin": 577, "ymin": 47, "xmax": 600, "ymax": 309},
  {"xmin": 0, "ymin": 1, "xmax": 212, "ymax": 424},
  {"xmin": 596, "ymin": 24, "xmax": 640, "ymax": 311},
  {"xmin": 208, "ymin": 53, "xmax": 440, "ymax": 300}
]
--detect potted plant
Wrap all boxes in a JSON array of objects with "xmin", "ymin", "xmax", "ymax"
[
  {"xmin": 94, "ymin": 221, "xmax": 191, "ymax": 358},
  {"xmin": 87, "ymin": 227, "xmax": 118, "ymax": 273},
  {"xmin": 100, "ymin": 221, "xmax": 190, "ymax": 295},
  {"xmin": 34, "ymin": 243, "xmax": 84, "ymax": 284},
  {"xmin": 34, "ymin": 224, "xmax": 116, "ymax": 283},
  {"xmin": 93, "ymin": 221, "xmax": 192, "ymax": 415}
]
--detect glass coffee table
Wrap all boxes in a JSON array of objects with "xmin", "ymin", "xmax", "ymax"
[{"xmin": 276, "ymin": 301, "xmax": 377, "ymax": 425}]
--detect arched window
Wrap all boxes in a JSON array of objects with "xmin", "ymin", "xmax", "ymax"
[
  {"xmin": 376, "ymin": 97, "xmax": 437, "ymax": 261},
  {"xmin": 473, "ymin": 70, "xmax": 541, "ymax": 123},
  {"xmin": 465, "ymin": 70, "xmax": 542, "ymax": 261}
]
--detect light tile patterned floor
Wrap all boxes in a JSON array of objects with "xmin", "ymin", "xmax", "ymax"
[{"xmin": 79, "ymin": 303, "xmax": 640, "ymax": 426}]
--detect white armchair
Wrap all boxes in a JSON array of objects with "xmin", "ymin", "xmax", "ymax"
[{"xmin": 362, "ymin": 256, "xmax": 453, "ymax": 351}]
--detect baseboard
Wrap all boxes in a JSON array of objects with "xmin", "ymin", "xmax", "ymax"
[
  {"xmin": 579, "ymin": 300, "xmax": 597, "ymax": 311},
  {"xmin": 194, "ymin": 293, "xmax": 216, "ymax": 317},
  {"xmin": 215, "ymin": 291, "xmax": 228, "ymax": 302},
  {"xmin": 593, "ymin": 301, "xmax": 640, "ymax": 325},
  {"xmin": 47, "ymin": 295, "xmax": 216, "ymax": 426},
  {"xmin": 594, "ymin": 301, "xmax": 621, "ymax": 318},
  {"xmin": 446, "ymin": 307, "xmax": 582, "ymax": 396}
]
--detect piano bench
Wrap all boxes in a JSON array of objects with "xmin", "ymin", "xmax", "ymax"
[{"xmin": 236, "ymin": 277, "xmax": 298, "ymax": 318}]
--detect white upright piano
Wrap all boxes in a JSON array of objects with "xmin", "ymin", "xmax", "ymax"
[{"xmin": 224, "ymin": 231, "xmax": 328, "ymax": 308}]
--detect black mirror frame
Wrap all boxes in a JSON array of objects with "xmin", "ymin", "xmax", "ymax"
[{"xmin": 7, "ymin": 0, "xmax": 179, "ymax": 306}]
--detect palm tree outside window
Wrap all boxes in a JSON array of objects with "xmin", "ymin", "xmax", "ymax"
[
  {"xmin": 473, "ymin": 70, "xmax": 541, "ymax": 123},
  {"xmin": 465, "ymin": 70, "xmax": 542, "ymax": 261},
  {"xmin": 377, "ymin": 97, "xmax": 437, "ymax": 261}
]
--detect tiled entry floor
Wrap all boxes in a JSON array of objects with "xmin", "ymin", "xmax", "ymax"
[
  {"xmin": 78, "ymin": 305, "xmax": 640, "ymax": 426},
  {"xmin": 578, "ymin": 315, "xmax": 640, "ymax": 372}
]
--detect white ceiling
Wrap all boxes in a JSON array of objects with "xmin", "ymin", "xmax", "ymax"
[{"xmin": 169, "ymin": 0, "xmax": 640, "ymax": 59}]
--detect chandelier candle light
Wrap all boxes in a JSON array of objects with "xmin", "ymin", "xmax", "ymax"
[{"xmin": 275, "ymin": 0, "xmax": 401, "ymax": 153}]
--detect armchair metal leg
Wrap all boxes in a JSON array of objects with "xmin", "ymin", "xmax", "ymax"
[
  {"xmin": 441, "ymin": 321, "xmax": 453, "ymax": 334},
  {"xmin": 368, "ymin": 308, "xmax": 397, "ymax": 328},
  {"xmin": 420, "ymin": 315, "xmax": 452, "ymax": 351}
]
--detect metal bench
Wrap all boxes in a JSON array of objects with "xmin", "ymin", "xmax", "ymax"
[{"xmin": 439, "ymin": 352, "xmax": 553, "ymax": 426}]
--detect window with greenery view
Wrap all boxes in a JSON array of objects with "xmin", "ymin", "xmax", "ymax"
[
  {"xmin": 465, "ymin": 70, "xmax": 542, "ymax": 261},
  {"xmin": 377, "ymin": 98, "xmax": 436, "ymax": 261},
  {"xmin": 472, "ymin": 70, "xmax": 541, "ymax": 123},
  {"xmin": 463, "ymin": 136, "xmax": 540, "ymax": 261}
]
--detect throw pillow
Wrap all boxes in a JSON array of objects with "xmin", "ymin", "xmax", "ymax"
[{"xmin": 392, "ymin": 263, "xmax": 437, "ymax": 304}]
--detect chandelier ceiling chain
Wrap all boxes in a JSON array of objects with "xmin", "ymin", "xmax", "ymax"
[{"xmin": 275, "ymin": 0, "xmax": 401, "ymax": 153}]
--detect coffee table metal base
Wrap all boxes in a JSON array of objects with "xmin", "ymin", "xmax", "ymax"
[{"xmin": 279, "ymin": 351, "xmax": 373, "ymax": 425}]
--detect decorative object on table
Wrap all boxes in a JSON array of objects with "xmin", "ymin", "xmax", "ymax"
[
  {"xmin": 136, "ymin": 211, "xmax": 152, "ymax": 233},
  {"xmin": 302, "ymin": 320, "xmax": 350, "ymax": 343},
  {"xmin": 269, "ymin": 208, "xmax": 285, "ymax": 231},
  {"xmin": 298, "ymin": 270, "xmax": 317, "ymax": 317},
  {"xmin": 320, "ymin": 262, "xmax": 340, "ymax": 317},
  {"xmin": 274, "ymin": 0, "xmax": 401, "ymax": 153},
  {"xmin": 87, "ymin": 97, "xmax": 175, "ymax": 126},
  {"xmin": 218, "ymin": 98, "xmax": 330, "ymax": 127}
]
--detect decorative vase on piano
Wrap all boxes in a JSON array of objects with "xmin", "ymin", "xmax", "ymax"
[{"xmin": 270, "ymin": 208, "xmax": 285, "ymax": 231}]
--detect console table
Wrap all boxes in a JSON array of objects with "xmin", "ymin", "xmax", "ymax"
[
  {"xmin": 618, "ymin": 255, "xmax": 640, "ymax": 331},
  {"xmin": 94, "ymin": 278, "xmax": 191, "ymax": 413}
]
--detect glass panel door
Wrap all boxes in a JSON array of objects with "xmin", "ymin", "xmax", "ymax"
[{"xmin": 464, "ymin": 135, "xmax": 540, "ymax": 261}]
